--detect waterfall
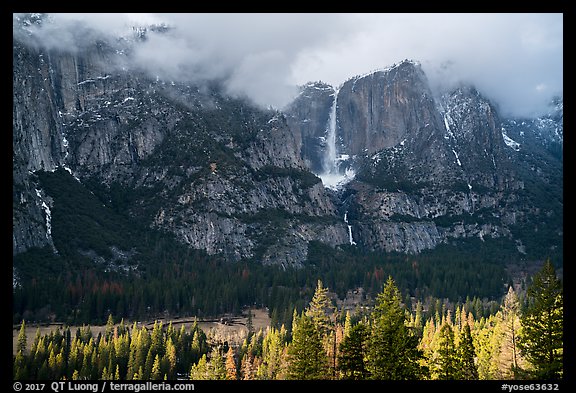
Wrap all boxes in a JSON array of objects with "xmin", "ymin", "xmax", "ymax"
[
  {"xmin": 35, "ymin": 188, "xmax": 52, "ymax": 240},
  {"xmin": 323, "ymin": 89, "xmax": 339, "ymax": 174},
  {"xmin": 344, "ymin": 211, "xmax": 356, "ymax": 246},
  {"xmin": 318, "ymin": 88, "xmax": 355, "ymax": 189}
]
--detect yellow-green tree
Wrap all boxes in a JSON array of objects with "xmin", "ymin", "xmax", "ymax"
[
  {"xmin": 17, "ymin": 320, "xmax": 27, "ymax": 355},
  {"xmin": 433, "ymin": 323, "xmax": 458, "ymax": 379}
]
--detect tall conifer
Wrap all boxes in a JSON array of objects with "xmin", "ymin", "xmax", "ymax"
[{"xmin": 519, "ymin": 260, "xmax": 563, "ymax": 379}]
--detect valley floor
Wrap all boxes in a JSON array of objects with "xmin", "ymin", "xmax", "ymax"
[{"xmin": 13, "ymin": 307, "xmax": 271, "ymax": 355}]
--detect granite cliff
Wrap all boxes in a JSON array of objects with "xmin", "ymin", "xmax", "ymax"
[{"xmin": 14, "ymin": 15, "xmax": 562, "ymax": 274}]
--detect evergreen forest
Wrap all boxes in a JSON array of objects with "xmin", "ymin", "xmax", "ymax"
[{"xmin": 13, "ymin": 260, "xmax": 563, "ymax": 381}]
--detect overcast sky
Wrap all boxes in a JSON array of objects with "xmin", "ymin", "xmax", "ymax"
[{"xmin": 19, "ymin": 13, "xmax": 563, "ymax": 117}]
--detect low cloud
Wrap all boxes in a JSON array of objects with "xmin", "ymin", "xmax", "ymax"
[{"xmin": 14, "ymin": 13, "xmax": 562, "ymax": 117}]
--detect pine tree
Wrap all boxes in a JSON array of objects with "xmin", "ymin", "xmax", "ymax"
[
  {"xmin": 257, "ymin": 325, "xmax": 287, "ymax": 380},
  {"xmin": 14, "ymin": 351, "xmax": 28, "ymax": 379},
  {"xmin": 101, "ymin": 366, "xmax": 110, "ymax": 380},
  {"xmin": 290, "ymin": 308, "xmax": 299, "ymax": 338},
  {"xmin": 240, "ymin": 353, "xmax": 255, "ymax": 380},
  {"xmin": 190, "ymin": 354, "xmax": 209, "ymax": 380},
  {"xmin": 97, "ymin": 335, "xmax": 109, "ymax": 378},
  {"xmin": 80, "ymin": 338, "xmax": 94, "ymax": 379},
  {"xmin": 105, "ymin": 314, "xmax": 115, "ymax": 340},
  {"xmin": 475, "ymin": 314, "xmax": 504, "ymax": 380},
  {"xmin": 55, "ymin": 351, "xmax": 65, "ymax": 379},
  {"xmin": 151, "ymin": 354, "xmax": 162, "ymax": 380},
  {"xmin": 144, "ymin": 347, "xmax": 155, "ymax": 380},
  {"xmin": 332, "ymin": 321, "xmax": 344, "ymax": 376},
  {"xmin": 31, "ymin": 327, "xmax": 41, "ymax": 357},
  {"xmin": 17, "ymin": 320, "xmax": 27, "ymax": 355},
  {"xmin": 455, "ymin": 305, "xmax": 462, "ymax": 330},
  {"xmin": 306, "ymin": 279, "xmax": 334, "ymax": 337},
  {"xmin": 225, "ymin": 346, "xmax": 237, "ymax": 380},
  {"xmin": 434, "ymin": 323, "xmax": 459, "ymax": 379},
  {"xmin": 518, "ymin": 260, "xmax": 563, "ymax": 379},
  {"xmin": 420, "ymin": 317, "xmax": 436, "ymax": 353},
  {"xmin": 68, "ymin": 338, "xmax": 80, "ymax": 377},
  {"xmin": 209, "ymin": 350, "xmax": 227, "ymax": 380},
  {"xmin": 343, "ymin": 311, "xmax": 352, "ymax": 339},
  {"xmin": 287, "ymin": 312, "xmax": 329, "ymax": 379},
  {"xmin": 500, "ymin": 286, "xmax": 525, "ymax": 378},
  {"xmin": 90, "ymin": 346, "xmax": 99, "ymax": 379},
  {"xmin": 166, "ymin": 322, "xmax": 175, "ymax": 344},
  {"xmin": 366, "ymin": 276, "xmax": 426, "ymax": 379},
  {"xmin": 250, "ymin": 329, "xmax": 265, "ymax": 359},
  {"xmin": 473, "ymin": 297, "xmax": 484, "ymax": 319},
  {"xmin": 164, "ymin": 338, "xmax": 177, "ymax": 379},
  {"xmin": 150, "ymin": 321, "xmax": 164, "ymax": 358},
  {"xmin": 190, "ymin": 330, "xmax": 206, "ymax": 364},
  {"xmin": 38, "ymin": 360, "xmax": 49, "ymax": 379},
  {"xmin": 246, "ymin": 309, "xmax": 254, "ymax": 336},
  {"xmin": 457, "ymin": 323, "xmax": 478, "ymax": 380},
  {"xmin": 134, "ymin": 327, "xmax": 150, "ymax": 378},
  {"xmin": 306, "ymin": 281, "xmax": 337, "ymax": 377},
  {"xmin": 414, "ymin": 301, "xmax": 424, "ymax": 338},
  {"xmin": 337, "ymin": 322, "xmax": 369, "ymax": 379}
]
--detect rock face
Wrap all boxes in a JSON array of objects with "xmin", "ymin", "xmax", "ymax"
[
  {"xmin": 337, "ymin": 61, "xmax": 444, "ymax": 157},
  {"xmin": 285, "ymin": 82, "xmax": 335, "ymax": 173},
  {"xmin": 285, "ymin": 60, "xmax": 562, "ymax": 259},
  {"xmin": 13, "ymin": 16, "xmax": 562, "ymax": 269},
  {"xmin": 12, "ymin": 16, "xmax": 349, "ymax": 267}
]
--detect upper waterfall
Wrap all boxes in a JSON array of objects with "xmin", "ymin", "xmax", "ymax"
[{"xmin": 318, "ymin": 88, "xmax": 355, "ymax": 189}]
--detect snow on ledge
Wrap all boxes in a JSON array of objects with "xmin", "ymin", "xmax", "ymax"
[{"xmin": 501, "ymin": 129, "xmax": 521, "ymax": 151}]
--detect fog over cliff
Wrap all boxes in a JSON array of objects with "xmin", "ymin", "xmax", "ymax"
[{"xmin": 14, "ymin": 13, "xmax": 562, "ymax": 117}]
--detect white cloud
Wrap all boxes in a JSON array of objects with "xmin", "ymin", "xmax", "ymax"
[{"xmin": 16, "ymin": 13, "xmax": 562, "ymax": 117}]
